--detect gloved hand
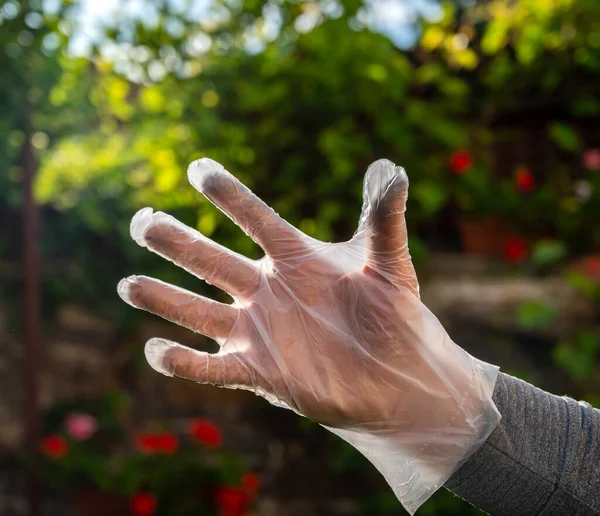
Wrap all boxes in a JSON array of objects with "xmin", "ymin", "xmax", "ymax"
[{"xmin": 118, "ymin": 158, "xmax": 501, "ymax": 514}]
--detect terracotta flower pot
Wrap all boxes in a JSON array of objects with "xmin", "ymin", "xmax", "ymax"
[
  {"xmin": 72, "ymin": 489, "xmax": 130, "ymax": 516},
  {"xmin": 458, "ymin": 217, "xmax": 511, "ymax": 256}
]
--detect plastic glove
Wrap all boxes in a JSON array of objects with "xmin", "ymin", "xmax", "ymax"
[{"xmin": 117, "ymin": 158, "xmax": 501, "ymax": 514}]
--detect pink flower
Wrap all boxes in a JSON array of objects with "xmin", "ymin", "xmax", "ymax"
[
  {"xmin": 583, "ymin": 149, "xmax": 600, "ymax": 171},
  {"xmin": 64, "ymin": 412, "xmax": 98, "ymax": 441}
]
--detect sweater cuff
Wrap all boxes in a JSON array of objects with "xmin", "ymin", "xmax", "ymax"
[{"xmin": 444, "ymin": 372, "xmax": 600, "ymax": 515}]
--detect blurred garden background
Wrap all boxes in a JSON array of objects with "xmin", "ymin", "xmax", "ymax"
[{"xmin": 1, "ymin": 0, "xmax": 600, "ymax": 514}]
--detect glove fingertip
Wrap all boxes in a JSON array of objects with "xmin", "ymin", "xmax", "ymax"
[
  {"xmin": 130, "ymin": 207, "xmax": 154, "ymax": 247},
  {"xmin": 187, "ymin": 157, "xmax": 225, "ymax": 193},
  {"xmin": 145, "ymin": 337, "xmax": 177, "ymax": 377},
  {"xmin": 364, "ymin": 159, "xmax": 408, "ymax": 207},
  {"xmin": 393, "ymin": 164, "xmax": 409, "ymax": 191},
  {"xmin": 117, "ymin": 275, "xmax": 140, "ymax": 306}
]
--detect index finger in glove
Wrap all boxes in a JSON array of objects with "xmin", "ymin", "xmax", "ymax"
[
  {"xmin": 187, "ymin": 158, "xmax": 303, "ymax": 258},
  {"xmin": 130, "ymin": 208, "xmax": 261, "ymax": 299}
]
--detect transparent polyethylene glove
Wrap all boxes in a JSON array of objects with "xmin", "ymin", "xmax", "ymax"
[{"xmin": 117, "ymin": 158, "xmax": 501, "ymax": 514}]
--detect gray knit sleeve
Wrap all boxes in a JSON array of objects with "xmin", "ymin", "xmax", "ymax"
[{"xmin": 444, "ymin": 372, "xmax": 600, "ymax": 515}]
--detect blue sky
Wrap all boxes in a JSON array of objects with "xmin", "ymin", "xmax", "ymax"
[{"xmin": 67, "ymin": 0, "xmax": 442, "ymax": 56}]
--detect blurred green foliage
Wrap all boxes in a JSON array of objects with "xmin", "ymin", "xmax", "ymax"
[
  {"xmin": 516, "ymin": 300, "xmax": 558, "ymax": 329},
  {"xmin": 2, "ymin": 0, "xmax": 600, "ymax": 314},
  {"xmin": 2, "ymin": 0, "xmax": 600, "ymax": 513},
  {"xmin": 554, "ymin": 330, "xmax": 600, "ymax": 381}
]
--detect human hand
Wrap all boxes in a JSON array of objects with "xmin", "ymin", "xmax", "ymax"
[{"xmin": 118, "ymin": 158, "xmax": 500, "ymax": 514}]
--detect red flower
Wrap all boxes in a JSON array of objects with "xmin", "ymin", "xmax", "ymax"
[
  {"xmin": 515, "ymin": 167, "xmax": 535, "ymax": 192},
  {"xmin": 135, "ymin": 432, "xmax": 178, "ymax": 455},
  {"xmin": 40, "ymin": 435, "xmax": 68, "ymax": 459},
  {"xmin": 241, "ymin": 473, "xmax": 261, "ymax": 496},
  {"xmin": 215, "ymin": 486, "xmax": 248, "ymax": 510},
  {"xmin": 131, "ymin": 492, "xmax": 157, "ymax": 516},
  {"xmin": 449, "ymin": 149, "xmax": 472, "ymax": 174},
  {"xmin": 189, "ymin": 419, "xmax": 222, "ymax": 448},
  {"xmin": 581, "ymin": 255, "xmax": 600, "ymax": 278},
  {"xmin": 503, "ymin": 237, "xmax": 528, "ymax": 263}
]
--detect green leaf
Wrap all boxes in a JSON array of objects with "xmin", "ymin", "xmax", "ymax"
[
  {"xmin": 196, "ymin": 210, "xmax": 217, "ymax": 236},
  {"xmin": 553, "ymin": 342, "xmax": 595, "ymax": 381},
  {"xmin": 565, "ymin": 270, "xmax": 597, "ymax": 299},
  {"xmin": 548, "ymin": 123, "xmax": 581, "ymax": 152},
  {"xmin": 516, "ymin": 301, "xmax": 557, "ymax": 329},
  {"xmin": 408, "ymin": 235, "xmax": 429, "ymax": 266},
  {"xmin": 576, "ymin": 330, "xmax": 600, "ymax": 354},
  {"xmin": 531, "ymin": 239, "xmax": 567, "ymax": 266},
  {"xmin": 412, "ymin": 181, "xmax": 448, "ymax": 216},
  {"xmin": 481, "ymin": 20, "xmax": 510, "ymax": 55}
]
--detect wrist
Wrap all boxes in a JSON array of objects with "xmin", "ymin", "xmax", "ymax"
[{"xmin": 324, "ymin": 353, "xmax": 501, "ymax": 515}]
